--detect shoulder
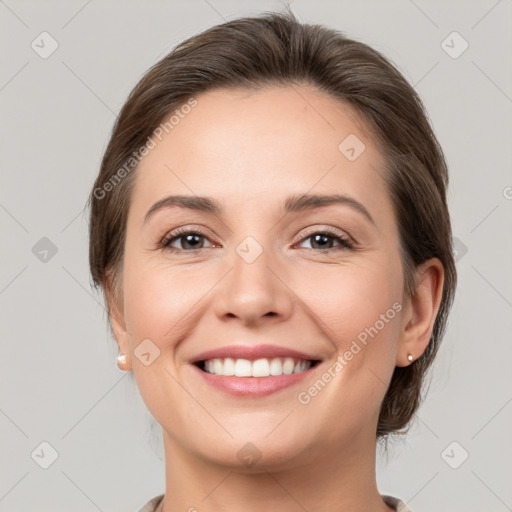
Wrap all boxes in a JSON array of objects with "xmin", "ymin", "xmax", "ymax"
[
  {"xmin": 381, "ymin": 494, "xmax": 413, "ymax": 512},
  {"xmin": 137, "ymin": 493, "xmax": 164, "ymax": 512}
]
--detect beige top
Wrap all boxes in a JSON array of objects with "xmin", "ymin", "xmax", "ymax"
[{"xmin": 138, "ymin": 493, "xmax": 412, "ymax": 511}]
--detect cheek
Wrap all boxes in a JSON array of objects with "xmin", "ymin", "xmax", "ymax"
[
  {"xmin": 123, "ymin": 262, "xmax": 200, "ymax": 345},
  {"xmin": 304, "ymin": 258, "xmax": 402, "ymax": 347},
  {"xmin": 299, "ymin": 258, "xmax": 403, "ymax": 417},
  {"xmin": 291, "ymin": 261, "xmax": 403, "ymax": 444},
  {"xmin": 121, "ymin": 260, "xmax": 208, "ymax": 424},
  {"xmin": 121, "ymin": 247, "xmax": 228, "ymax": 370}
]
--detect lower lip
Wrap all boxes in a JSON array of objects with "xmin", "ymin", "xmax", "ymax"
[{"xmin": 191, "ymin": 364, "xmax": 317, "ymax": 397}]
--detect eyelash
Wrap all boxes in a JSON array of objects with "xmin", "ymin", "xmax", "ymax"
[{"xmin": 159, "ymin": 226, "xmax": 355, "ymax": 253}]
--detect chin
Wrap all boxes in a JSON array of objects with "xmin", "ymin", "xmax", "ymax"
[{"xmin": 190, "ymin": 433, "xmax": 314, "ymax": 473}]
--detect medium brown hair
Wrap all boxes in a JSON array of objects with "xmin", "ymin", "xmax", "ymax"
[{"xmin": 87, "ymin": 9, "xmax": 457, "ymax": 439}]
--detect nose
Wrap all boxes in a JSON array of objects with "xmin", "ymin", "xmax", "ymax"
[{"xmin": 213, "ymin": 239, "xmax": 294, "ymax": 327}]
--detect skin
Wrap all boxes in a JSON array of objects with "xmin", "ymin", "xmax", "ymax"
[{"xmin": 108, "ymin": 84, "xmax": 444, "ymax": 512}]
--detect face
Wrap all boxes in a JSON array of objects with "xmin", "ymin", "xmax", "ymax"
[{"xmin": 112, "ymin": 84, "xmax": 408, "ymax": 470}]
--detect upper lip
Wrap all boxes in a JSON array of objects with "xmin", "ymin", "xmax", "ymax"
[{"xmin": 189, "ymin": 344, "xmax": 321, "ymax": 364}]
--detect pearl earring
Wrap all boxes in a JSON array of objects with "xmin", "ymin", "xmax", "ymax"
[
  {"xmin": 407, "ymin": 353, "xmax": 414, "ymax": 362},
  {"xmin": 117, "ymin": 352, "xmax": 127, "ymax": 369}
]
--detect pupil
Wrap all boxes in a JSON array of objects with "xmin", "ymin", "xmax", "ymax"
[
  {"xmin": 184, "ymin": 234, "xmax": 201, "ymax": 249},
  {"xmin": 313, "ymin": 234, "xmax": 331, "ymax": 249}
]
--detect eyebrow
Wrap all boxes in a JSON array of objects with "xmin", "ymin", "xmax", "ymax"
[{"xmin": 143, "ymin": 193, "xmax": 376, "ymax": 226}]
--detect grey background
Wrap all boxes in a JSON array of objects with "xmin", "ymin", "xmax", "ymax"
[{"xmin": 1, "ymin": 0, "xmax": 511, "ymax": 511}]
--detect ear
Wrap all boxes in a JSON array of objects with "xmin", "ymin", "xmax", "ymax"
[
  {"xmin": 104, "ymin": 273, "xmax": 132, "ymax": 371},
  {"xmin": 396, "ymin": 258, "xmax": 445, "ymax": 367}
]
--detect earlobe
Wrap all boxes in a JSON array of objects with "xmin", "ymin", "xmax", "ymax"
[
  {"xmin": 109, "ymin": 309, "xmax": 133, "ymax": 371},
  {"xmin": 396, "ymin": 258, "xmax": 445, "ymax": 367},
  {"xmin": 104, "ymin": 276, "xmax": 132, "ymax": 371}
]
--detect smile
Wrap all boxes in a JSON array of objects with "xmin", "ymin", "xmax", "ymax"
[{"xmin": 197, "ymin": 357, "xmax": 318, "ymax": 377}]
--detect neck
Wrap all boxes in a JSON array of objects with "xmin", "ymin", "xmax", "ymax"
[{"xmin": 158, "ymin": 427, "xmax": 393, "ymax": 512}]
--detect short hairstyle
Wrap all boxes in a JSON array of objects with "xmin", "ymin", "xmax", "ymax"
[{"xmin": 88, "ymin": 9, "xmax": 457, "ymax": 439}]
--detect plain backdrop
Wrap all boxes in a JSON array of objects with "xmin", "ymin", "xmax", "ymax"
[{"xmin": 1, "ymin": 1, "xmax": 511, "ymax": 511}]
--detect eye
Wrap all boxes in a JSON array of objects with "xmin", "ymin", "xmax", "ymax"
[
  {"xmin": 295, "ymin": 228, "xmax": 354, "ymax": 251},
  {"xmin": 160, "ymin": 227, "xmax": 214, "ymax": 252},
  {"xmin": 159, "ymin": 226, "xmax": 355, "ymax": 254}
]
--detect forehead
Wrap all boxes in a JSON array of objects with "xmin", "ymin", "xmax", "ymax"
[{"xmin": 131, "ymin": 84, "xmax": 391, "ymax": 223}]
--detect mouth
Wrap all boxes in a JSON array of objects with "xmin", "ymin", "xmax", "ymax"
[
  {"xmin": 194, "ymin": 357, "xmax": 322, "ymax": 377},
  {"xmin": 188, "ymin": 344, "xmax": 324, "ymax": 396}
]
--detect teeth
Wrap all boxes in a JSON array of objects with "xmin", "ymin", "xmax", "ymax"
[
  {"xmin": 252, "ymin": 358, "xmax": 270, "ymax": 377},
  {"xmin": 202, "ymin": 357, "xmax": 312, "ymax": 377},
  {"xmin": 234, "ymin": 358, "xmax": 252, "ymax": 377},
  {"xmin": 269, "ymin": 358, "xmax": 283, "ymax": 376},
  {"xmin": 223, "ymin": 357, "xmax": 235, "ymax": 376},
  {"xmin": 283, "ymin": 358, "xmax": 295, "ymax": 375}
]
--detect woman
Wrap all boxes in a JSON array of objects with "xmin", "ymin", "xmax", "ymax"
[{"xmin": 88, "ymin": 9, "xmax": 456, "ymax": 512}]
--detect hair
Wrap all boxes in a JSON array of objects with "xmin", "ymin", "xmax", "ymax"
[{"xmin": 87, "ymin": 8, "xmax": 457, "ymax": 440}]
